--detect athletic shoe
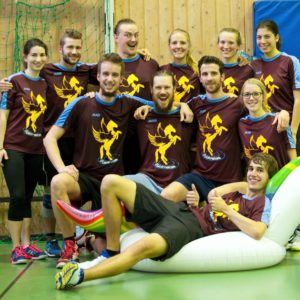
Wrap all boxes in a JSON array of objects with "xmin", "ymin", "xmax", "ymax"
[
  {"xmin": 23, "ymin": 244, "xmax": 47, "ymax": 260},
  {"xmin": 290, "ymin": 231, "xmax": 300, "ymax": 251},
  {"xmin": 285, "ymin": 230, "xmax": 297, "ymax": 250},
  {"xmin": 45, "ymin": 239, "xmax": 61, "ymax": 258},
  {"xmin": 55, "ymin": 261, "xmax": 84, "ymax": 290},
  {"xmin": 56, "ymin": 240, "xmax": 79, "ymax": 269},
  {"xmin": 78, "ymin": 249, "xmax": 110, "ymax": 269},
  {"xmin": 11, "ymin": 246, "xmax": 32, "ymax": 265}
]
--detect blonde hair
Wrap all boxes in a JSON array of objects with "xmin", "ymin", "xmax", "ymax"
[
  {"xmin": 218, "ymin": 28, "xmax": 242, "ymax": 46},
  {"xmin": 241, "ymin": 78, "xmax": 271, "ymax": 112},
  {"xmin": 168, "ymin": 28, "xmax": 198, "ymax": 75}
]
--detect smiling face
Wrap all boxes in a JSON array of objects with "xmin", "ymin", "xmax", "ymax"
[
  {"xmin": 115, "ymin": 23, "xmax": 139, "ymax": 59},
  {"xmin": 247, "ymin": 160, "xmax": 270, "ymax": 195},
  {"xmin": 256, "ymin": 27, "xmax": 279, "ymax": 57},
  {"xmin": 218, "ymin": 31, "xmax": 240, "ymax": 63},
  {"xmin": 152, "ymin": 75, "xmax": 175, "ymax": 112},
  {"xmin": 169, "ymin": 31, "xmax": 190, "ymax": 64},
  {"xmin": 60, "ymin": 37, "xmax": 82, "ymax": 67},
  {"xmin": 24, "ymin": 46, "xmax": 47, "ymax": 75},
  {"xmin": 199, "ymin": 63, "xmax": 224, "ymax": 95},
  {"xmin": 242, "ymin": 83, "xmax": 265, "ymax": 117},
  {"xmin": 97, "ymin": 61, "xmax": 122, "ymax": 99}
]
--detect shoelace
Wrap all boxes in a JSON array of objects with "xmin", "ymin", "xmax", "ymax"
[{"xmin": 25, "ymin": 243, "xmax": 43, "ymax": 253}]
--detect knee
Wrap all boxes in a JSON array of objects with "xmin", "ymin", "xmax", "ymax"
[
  {"xmin": 100, "ymin": 174, "xmax": 122, "ymax": 194},
  {"xmin": 161, "ymin": 184, "xmax": 186, "ymax": 202},
  {"xmin": 50, "ymin": 173, "xmax": 71, "ymax": 197}
]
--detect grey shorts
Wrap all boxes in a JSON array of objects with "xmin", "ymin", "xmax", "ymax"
[{"xmin": 127, "ymin": 183, "xmax": 203, "ymax": 260}]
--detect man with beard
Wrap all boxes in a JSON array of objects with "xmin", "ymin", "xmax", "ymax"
[
  {"xmin": 77, "ymin": 69, "xmax": 194, "ymax": 270},
  {"xmin": 114, "ymin": 18, "xmax": 160, "ymax": 175},
  {"xmin": 160, "ymin": 56, "xmax": 244, "ymax": 205},
  {"xmin": 40, "ymin": 29, "xmax": 99, "ymax": 258},
  {"xmin": 43, "ymin": 53, "xmax": 151, "ymax": 268},
  {"xmin": 54, "ymin": 153, "xmax": 278, "ymax": 290}
]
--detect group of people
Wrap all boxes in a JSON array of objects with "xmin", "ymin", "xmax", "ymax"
[{"xmin": 0, "ymin": 17, "xmax": 299, "ymax": 289}]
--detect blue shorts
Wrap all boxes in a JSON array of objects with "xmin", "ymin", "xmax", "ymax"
[
  {"xmin": 176, "ymin": 172, "xmax": 224, "ymax": 201},
  {"xmin": 124, "ymin": 173, "xmax": 162, "ymax": 194}
]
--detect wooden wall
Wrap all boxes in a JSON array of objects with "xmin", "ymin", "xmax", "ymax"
[{"xmin": 114, "ymin": 0, "xmax": 254, "ymax": 65}]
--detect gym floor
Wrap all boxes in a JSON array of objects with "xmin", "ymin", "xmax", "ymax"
[{"xmin": 0, "ymin": 242, "xmax": 300, "ymax": 300}]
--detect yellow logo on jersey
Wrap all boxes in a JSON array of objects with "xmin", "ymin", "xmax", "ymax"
[
  {"xmin": 148, "ymin": 123, "xmax": 181, "ymax": 166},
  {"xmin": 174, "ymin": 75, "xmax": 195, "ymax": 102},
  {"xmin": 224, "ymin": 76, "xmax": 238, "ymax": 94},
  {"xmin": 54, "ymin": 76, "xmax": 84, "ymax": 107},
  {"xmin": 244, "ymin": 134, "xmax": 274, "ymax": 159},
  {"xmin": 92, "ymin": 119, "xmax": 122, "ymax": 161},
  {"xmin": 212, "ymin": 200, "xmax": 239, "ymax": 222},
  {"xmin": 22, "ymin": 91, "xmax": 47, "ymax": 133},
  {"xmin": 120, "ymin": 74, "xmax": 144, "ymax": 96},
  {"xmin": 260, "ymin": 74, "xmax": 279, "ymax": 104},
  {"xmin": 199, "ymin": 113, "xmax": 228, "ymax": 156}
]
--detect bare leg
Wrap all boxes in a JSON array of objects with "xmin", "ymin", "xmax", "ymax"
[
  {"xmin": 51, "ymin": 173, "xmax": 81, "ymax": 238},
  {"xmin": 84, "ymin": 233, "xmax": 167, "ymax": 281},
  {"xmin": 160, "ymin": 181, "xmax": 188, "ymax": 202},
  {"xmin": 21, "ymin": 217, "xmax": 31, "ymax": 245},
  {"xmin": 100, "ymin": 174, "xmax": 137, "ymax": 251},
  {"xmin": 8, "ymin": 220, "xmax": 22, "ymax": 249}
]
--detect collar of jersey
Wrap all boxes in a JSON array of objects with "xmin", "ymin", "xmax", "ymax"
[
  {"xmin": 152, "ymin": 106, "xmax": 180, "ymax": 115},
  {"xmin": 22, "ymin": 71, "xmax": 43, "ymax": 81},
  {"xmin": 206, "ymin": 95, "xmax": 229, "ymax": 103},
  {"xmin": 261, "ymin": 52, "xmax": 282, "ymax": 62},
  {"xmin": 224, "ymin": 62, "xmax": 239, "ymax": 67},
  {"xmin": 122, "ymin": 55, "xmax": 140, "ymax": 63},
  {"xmin": 171, "ymin": 63, "xmax": 188, "ymax": 68},
  {"xmin": 95, "ymin": 93, "xmax": 117, "ymax": 106},
  {"xmin": 54, "ymin": 63, "xmax": 78, "ymax": 71},
  {"xmin": 246, "ymin": 112, "xmax": 271, "ymax": 122}
]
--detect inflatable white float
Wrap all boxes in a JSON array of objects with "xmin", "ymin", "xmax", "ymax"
[{"xmin": 120, "ymin": 158, "xmax": 300, "ymax": 272}]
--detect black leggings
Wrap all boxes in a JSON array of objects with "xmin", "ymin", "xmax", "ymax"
[{"xmin": 3, "ymin": 149, "xmax": 43, "ymax": 221}]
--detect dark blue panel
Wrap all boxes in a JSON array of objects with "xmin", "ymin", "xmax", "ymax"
[{"xmin": 253, "ymin": 0, "xmax": 300, "ymax": 59}]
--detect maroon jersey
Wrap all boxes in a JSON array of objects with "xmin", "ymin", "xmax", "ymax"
[
  {"xmin": 223, "ymin": 63, "xmax": 254, "ymax": 95},
  {"xmin": 137, "ymin": 108, "xmax": 193, "ymax": 187},
  {"xmin": 55, "ymin": 94, "xmax": 150, "ymax": 180},
  {"xmin": 1, "ymin": 72, "xmax": 47, "ymax": 154},
  {"xmin": 40, "ymin": 62, "xmax": 98, "ymax": 133},
  {"xmin": 119, "ymin": 55, "xmax": 159, "ymax": 100},
  {"xmin": 188, "ymin": 95, "xmax": 243, "ymax": 182},
  {"xmin": 239, "ymin": 113, "xmax": 295, "ymax": 168},
  {"xmin": 160, "ymin": 63, "xmax": 204, "ymax": 102},
  {"xmin": 192, "ymin": 191, "xmax": 270, "ymax": 235},
  {"xmin": 251, "ymin": 52, "xmax": 300, "ymax": 115}
]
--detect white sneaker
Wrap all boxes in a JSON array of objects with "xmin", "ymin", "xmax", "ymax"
[{"xmin": 78, "ymin": 254, "xmax": 108, "ymax": 269}]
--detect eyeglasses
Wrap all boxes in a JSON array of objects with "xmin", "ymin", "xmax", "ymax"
[{"xmin": 242, "ymin": 92, "xmax": 263, "ymax": 99}]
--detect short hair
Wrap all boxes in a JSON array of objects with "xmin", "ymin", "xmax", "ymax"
[
  {"xmin": 241, "ymin": 78, "xmax": 271, "ymax": 112},
  {"xmin": 249, "ymin": 153, "xmax": 279, "ymax": 179},
  {"xmin": 60, "ymin": 29, "xmax": 82, "ymax": 47},
  {"xmin": 256, "ymin": 19, "xmax": 281, "ymax": 49},
  {"xmin": 198, "ymin": 56, "xmax": 224, "ymax": 75},
  {"xmin": 218, "ymin": 28, "xmax": 242, "ymax": 46},
  {"xmin": 97, "ymin": 53, "xmax": 124, "ymax": 75},
  {"xmin": 114, "ymin": 18, "xmax": 136, "ymax": 35},
  {"xmin": 151, "ymin": 69, "xmax": 176, "ymax": 88}
]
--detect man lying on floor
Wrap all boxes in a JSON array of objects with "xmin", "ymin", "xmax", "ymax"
[{"xmin": 55, "ymin": 152, "xmax": 278, "ymax": 289}]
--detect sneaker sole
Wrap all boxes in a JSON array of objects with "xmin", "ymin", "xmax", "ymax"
[
  {"xmin": 30, "ymin": 254, "xmax": 48, "ymax": 260},
  {"xmin": 45, "ymin": 251, "xmax": 60, "ymax": 258},
  {"xmin": 11, "ymin": 259, "xmax": 30, "ymax": 265}
]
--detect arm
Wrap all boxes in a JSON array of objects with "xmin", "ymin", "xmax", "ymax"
[
  {"xmin": 208, "ymin": 182, "xmax": 248, "ymax": 199},
  {"xmin": 0, "ymin": 78, "xmax": 12, "ymax": 92},
  {"xmin": 173, "ymin": 102, "xmax": 194, "ymax": 123},
  {"xmin": 272, "ymin": 110, "xmax": 290, "ymax": 133},
  {"xmin": 43, "ymin": 125, "xmax": 78, "ymax": 180},
  {"xmin": 0, "ymin": 109, "xmax": 10, "ymax": 166},
  {"xmin": 291, "ymin": 90, "xmax": 300, "ymax": 142},
  {"xmin": 134, "ymin": 105, "xmax": 151, "ymax": 120},
  {"xmin": 208, "ymin": 190, "xmax": 267, "ymax": 239},
  {"xmin": 288, "ymin": 148, "xmax": 297, "ymax": 161}
]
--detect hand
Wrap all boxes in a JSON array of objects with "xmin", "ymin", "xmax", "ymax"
[
  {"xmin": 179, "ymin": 103, "xmax": 193, "ymax": 123},
  {"xmin": 207, "ymin": 190, "xmax": 227, "ymax": 212},
  {"xmin": 0, "ymin": 149, "xmax": 8, "ymax": 167},
  {"xmin": 58, "ymin": 164, "xmax": 79, "ymax": 181},
  {"xmin": 272, "ymin": 110, "xmax": 289, "ymax": 133},
  {"xmin": 137, "ymin": 48, "xmax": 151, "ymax": 61},
  {"xmin": 85, "ymin": 91, "xmax": 95, "ymax": 98},
  {"xmin": 0, "ymin": 78, "xmax": 12, "ymax": 92},
  {"xmin": 186, "ymin": 184, "xmax": 200, "ymax": 207},
  {"xmin": 134, "ymin": 105, "xmax": 151, "ymax": 120},
  {"xmin": 237, "ymin": 52, "xmax": 251, "ymax": 66}
]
